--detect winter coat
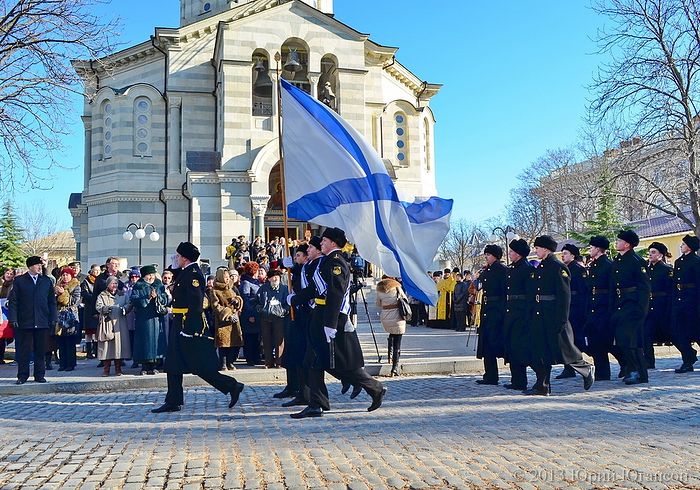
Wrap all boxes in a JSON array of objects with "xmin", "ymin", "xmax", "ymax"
[
  {"xmin": 56, "ymin": 278, "xmax": 81, "ymax": 318},
  {"xmin": 239, "ymin": 274, "xmax": 261, "ymax": 334},
  {"xmin": 95, "ymin": 290, "xmax": 132, "ymax": 361},
  {"xmin": 207, "ymin": 281, "xmax": 243, "ymax": 348},
  {"xmin": 130, "ymin": 278, "xmax": 167, "ymax": 362},
  {"xmin": 8, "ymin": 273, "xmax": 57, "ymax": 330},
  {"xmin": 375, "ymin": 278, "xmax": 407, "ymax": 335},
  {"xmin": 256, "ymin": 282, "xmax": 289, "ymax": 319},
  {"xmin": 80, "ymin": 275, "xmax": 99, "ymax": 333},
  {"xmin": 476, "ymin": 261, "xmax": 508, "ymax": 359}
]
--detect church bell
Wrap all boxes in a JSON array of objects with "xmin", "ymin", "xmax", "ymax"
[
  {"xmin": 283, "ymin": 49, "xmax": 302, "ymax": 73},
  {"xmin": 252, "ymin": 59, "xmax": 273, "ymax": 98}
]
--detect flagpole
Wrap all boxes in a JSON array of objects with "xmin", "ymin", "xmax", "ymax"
[{"xmin": 275, "ymin": 52, "xmax": 295, "ymax": 316}]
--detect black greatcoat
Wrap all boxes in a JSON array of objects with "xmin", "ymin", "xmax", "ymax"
[
  {"xmin": 295, "ymin": 251, "xmax": 364, "ymax": 371},
  {"xmin": 582, "ymin": 254, "xmax": 613, "ymax": 354},
  {"xmin": 609, "ymin": 251, "xmax": 650, "ymax": 348},
  {"xmin": 282, "ymin": 261, "xmax": 313, "ymax": 369},
  {"xmin": 568, "ymin": 261, "xmax": 588, "ymax": 351},
  {"xmin": 504, "ymin": 258, "xmax": 532, "ymax": 365},
  {"xmin": 645, "ymin": 261, "xmax": 673, "ymax": 343},
  {"xmin": 671, "ymin": 252, "xmax": 700, "ymax": 342},
  {"xmin": 476, "ymin": 261, "xmax": 508, "ymax": 359},
  {"xmin": 530, "ymin": 254, "xmax": 581, "ymax": 366},
  {"xmin": 166, "ymin": 263, "xmax": 219, "ymax": 375}
]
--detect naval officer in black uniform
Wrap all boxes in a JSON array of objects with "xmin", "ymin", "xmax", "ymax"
[
  {"xmin": 151, "ymin": 242, "xmax": 244, "ymax": 413},
  {"xmin": 288, "ymin": 228, "xmax": 385, "ymax": 418},
  {"xmin": 644, "ymin": 241, "xmax": 674, "ymax": 369},
  {"xmin": 671, "ymin": 234, "xmax": 700, "ymax": 373}
]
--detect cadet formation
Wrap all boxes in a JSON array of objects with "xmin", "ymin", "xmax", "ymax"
[{"xmin": 474, "ymin": 231, "xmax": 700, "ymax": 396}]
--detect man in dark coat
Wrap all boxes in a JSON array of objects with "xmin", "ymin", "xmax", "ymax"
[
  {"xmin": 503, "ymin": 239, "xmax": 532, "ymax": 391},
  {"xmin": 644, "ymin": 241, "xmax": 673, "ymax": 369},
  {"xmin": 475, "ymin": 244, "xmax": 508, "ymax": 385},
  {"xmin": 670, "ymin": 234, "xmax": 700, "ymax": 373},
  {"xmin": 556, "ymin": 244, "xmax": 588, "ymax": 379},
  {"xmin": 527, "ymin": 235, "xmax": 594, "ymax": 396},
  {"xmin": 7, "ymin": 256, "xmax": 58, "ymax": 384},
  {"xmin": 288, "ymin": 228, "xmax": 385, "ymax": 418},
  {"xmin": 609, "ymin": 230, "xmax": 651, "ymax": 385},
  {"xmin": 452, "ymin": 272, "xmax": 469, "ymax": 332},
  {"xmin": 582, "ymin": 235, "xmax": 623, "ymax": 380},
  {"xmin": 152, "ymin": 242, "xmax": 244, "ymax": 413}
]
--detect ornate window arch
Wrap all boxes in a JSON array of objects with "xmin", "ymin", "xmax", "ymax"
[
  {"xmin": 133, "ymin": 96, "xmax": 152, "ymax": 157},
  {"xmin": 394, "ymin": 111, "xmax": 408, "ymax": 165},
  {"xmin": 102, "ymin": 99, "xmax": 113, "ymax": 160}
]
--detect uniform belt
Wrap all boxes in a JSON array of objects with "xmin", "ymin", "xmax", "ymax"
[
  {"xmin": 615, "ymin": 287, "xmax": 637, "ymax": 295},
  {"xmin": 677, "ymin": 283, "xmax": 696, "ymax": 290},
  {"xmin": 506, "ymin": 295, "xmax": 527, "ymax": 301},
  {"xmin": 535, "ymin": 294, "xmax": 555, "ymax": 302},
  {"xmin": 172, "ymin": 308, "xmax": 189, "ymax": 315},
  {"xmin": 483, "ymin": 295, "xmax": 503, "ymax": 303},
  {"xmin": 314, "ymin": 298, "xmax": 326, "ymax": 305},
  {"xmin": 382, "ymin": 303, "xmax": 399, "ymax": 310},
  {"xmin": 591, "ymin": 288, "xmax": 609, "ymax": 295}
]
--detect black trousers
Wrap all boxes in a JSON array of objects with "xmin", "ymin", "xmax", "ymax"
[
  {"xmin": 453, "ymin": 311, "xmax": 468, "ymax": 331},
  {"xmin": 482, "ymin": 354, "xmax": 499, "ymax": 383},
  {"xmin": 16, "ymin": 328, "xmax": 48, "ymax": 381},
  {"xmin": 57, "ymin": 336, "xmax": 77, "ymax": 369},
  {"xmin": 242, "ymin": 332, "xmax": 261, "ymax": 365},
  {"xmin": 509, "ymin": 362, "xmax": 527, "ymax": 389},
  {"xmin": 165, "ymin": 369, "xmax": 239, "ymax": 406},
  {"xmin": 307, "ymin": 366, "xmax": 383, "ymax": 410}
]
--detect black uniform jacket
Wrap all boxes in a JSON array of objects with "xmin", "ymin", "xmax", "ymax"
[
  {"xmin": 583, "ymin": 254, "xmax": 613, "ymax": 353},
  {"xmin": 568, "ymin": 261, "xmax": 588, "ymax": 350},
  {"xmin": 530, "ymin": 254, "xmax": 581, "ymax": 366},
  {"xmin": 609, "ymin": 251, "xmax": 650, "ymax": 348},
  {"xmin": 166, "ymin": 263, "xmax": 218, "ymax": 375},
  {"xmin": 504, "ymin": 258, "xmax": 533, "ymax": 365},
  {"xmin": 646, "ymin": 260, "xmax": 673, "ymax": 343},
  {"xmin": 671, "ymin": 252, "xmax": 700, "ymax": 340},
  {"xmin": 476, "ymin": 261, "xmax": 508, "ymax": 359}
]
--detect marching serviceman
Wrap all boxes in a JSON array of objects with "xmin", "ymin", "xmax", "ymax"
[
  {"xmin": 582, "ymin": 235, "xmax": 623, "ymax": 380},
  {"xmin": 503, "ymin": 239, "xmax": 533, "ymax": 391},
  {"xmin": 609, "ymin": 230, "xmax": 650, "ymax": 385},
  {"xmin": 527, "ymin": 235, "xmax": 594, "ymax": 396},
  {"xmin": 556, "ymin": 244, "xmax": 588, "ymax": 379},
  {"xmin": 670, "ymin": 234, "xmax": 700, "ymax": 373},
  {"xmin": 288, "ymin": 228, "xmax": 385, "ymax": 418},
  {"xmin": 475, "ymin": 244, "xmax": 508, "ymax": 386},
  {"xmin": 151, "ymin": 242, "xmax": 244, "ymax": 413},
  {"xmin": 644, "ymin": 241, "xmax": 674, "ymax": 369}
]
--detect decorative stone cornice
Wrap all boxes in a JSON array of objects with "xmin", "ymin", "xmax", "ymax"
[
  {"xmin": 188, "ymin": 171, "xmax": 254, "ymax": 185},
  {"xmin": 69, "ymin": 204, "xmax": 88, "ymax": 218},
  {"xmin": 83, "ymin": 192, "xmax": 161, "ymax": 206},
  {"xmin": 160, "ymin": 189, "xmax": 187, "ymax": 201}
]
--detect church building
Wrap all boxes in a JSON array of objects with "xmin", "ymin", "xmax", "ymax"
[{"xmin": 69, "ymin": 0, "xmax": 442, "ymax": 267}]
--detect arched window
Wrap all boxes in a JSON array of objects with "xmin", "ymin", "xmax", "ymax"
[
  {"xmin": 133, "ymin": 97, "xmax": 152, "ymax": 157},
  {"xmin": 424, "ymin": 118, "xmax": 431, "ymax": 171},
  {"xmin": 318, "ymin": 55, "xmax": 338, "ymax": 113},
  {"xmin": 281, "ymin": 39, "xmax": 310, "ymax": 94},
  {"xmin": 102, "ymin": 99, "xmax": 113, "ymax": 160},
  {"xmin": 252, "ymin": 51, "xmax": 273, "ymax": 117},
  {"xmin": 395, "ymin": 112, "xmax": 408, "ymax": 165}
]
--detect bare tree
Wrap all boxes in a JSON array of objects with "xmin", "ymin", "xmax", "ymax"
[
  {"xmin": 589, "ymin": 0, "xmax": 700, "ymax": 234},
  {"xmin": 19, "ymin": 201, "xmax": 61, "ymax": 256},
  {"xmin": 439, "ymin": 219, "xmax": 488, "ymax": 272},
  {"xmin": 0, "ymin": 0, "xmax": 118, "ymax": 189}
]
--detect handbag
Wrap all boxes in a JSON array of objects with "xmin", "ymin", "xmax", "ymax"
[
  {"xmin": 396, "ymin": 289, "xmax": 412, "ymax": 322},
  {"xmin": 97, "ymin": 313, "xmax": 115, "ymax": 342},
  {"xmin": 0, "ymin": 300, "xmax": 12, "ymax": 339},
  {"xmin": 57, "ymin": 309, "xmax": 78, "ymax": 336}
]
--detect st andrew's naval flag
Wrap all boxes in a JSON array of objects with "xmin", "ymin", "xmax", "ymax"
[{"xmin": 280, "ymin": 79, "xmax": 453, "ymax": 305}]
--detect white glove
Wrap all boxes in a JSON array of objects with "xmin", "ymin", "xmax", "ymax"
[
  {"xmin": 323, "ymin": 326, "xmax": 336, "ymax": 343},
  {"xmin": 282, "ymin": 256, "xmax": 293, "ymax": 268},
  {"xmin": 286, "ymin": 293, "xmax": 295, "ymax": 305},
  {"xmin": 180, "ymin": 331, "xmax": 193, "ymax": 338}
]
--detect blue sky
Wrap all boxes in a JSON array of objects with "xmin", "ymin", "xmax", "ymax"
[{"xmin": 14, "ymin": 0, "xmax": 604, "ymax": 229}]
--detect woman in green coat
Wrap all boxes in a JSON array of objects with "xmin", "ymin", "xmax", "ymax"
[{"xmin": 130, "ymin": 265, "xmax": 168, "ymax": 375}]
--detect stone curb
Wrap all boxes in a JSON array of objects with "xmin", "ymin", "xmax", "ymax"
[{"xmin": 0, "ymin": 357, "xmax": 490, "ymax": 397}]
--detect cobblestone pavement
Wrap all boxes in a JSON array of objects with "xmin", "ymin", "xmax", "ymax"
[{"xmin": 1, "ymin": 358, "xmax": 699, "ymax": 490}]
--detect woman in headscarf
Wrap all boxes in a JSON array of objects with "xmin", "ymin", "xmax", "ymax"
[
  {"xmin": 208, "ymin": 267, "xmax": 244, "ymax": 370},
  {"xmin": 130, "ymin": 265, "xmax": 168, "ymax": 375},
  {"xmin": 95, "ymin": 276, "xmax": 132, "ymax": 376},
  {"xmin": 54, "ymin": 266, "xmax": 81, "ymax": 371}
]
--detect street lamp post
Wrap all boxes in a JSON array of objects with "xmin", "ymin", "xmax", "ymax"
[
  {"xmin": 490, "ymin": 225, "xmax": 519, "ymax": 265},
  {"xmin": 122, "ymin": 222, "xmax": 160, "ymax": 267}
]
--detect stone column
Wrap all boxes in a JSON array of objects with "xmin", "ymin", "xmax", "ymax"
[
  {"xmin": 81, "ymin": 116, "xmax": 92, "ymax": 190},
  {"xmin": 250, "ymin": 195, "xmax": 271, "ymax": 239},
  {"xmin": 168, "ymin": 96, "xmax": 182, "ymax": 178}
]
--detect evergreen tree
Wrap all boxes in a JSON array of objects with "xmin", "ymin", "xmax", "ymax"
[
  {"xmin": 0, "ymin": 201, "xmax": 26, "ymax": 268},
  {"xmin": 568, "ymin": 167, "xmax": 626, "ymax": 246}
]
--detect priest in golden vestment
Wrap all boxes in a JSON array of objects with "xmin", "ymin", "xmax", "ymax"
[{"xmin": 429, "ymin": 268, "xmax": 457, "ymax": 328}]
